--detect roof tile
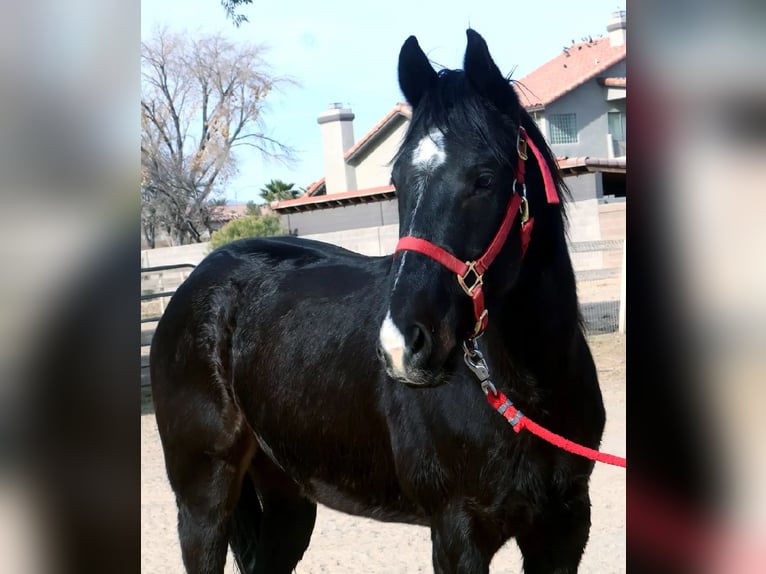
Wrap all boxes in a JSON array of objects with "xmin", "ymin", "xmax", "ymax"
[{"xmin": 514, "ymin": 38, "xmax": 626, "ymax": 108}]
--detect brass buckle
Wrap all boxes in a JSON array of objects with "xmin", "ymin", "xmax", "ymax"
[
  {"xmin": 517, "ymin": 129, "xmax": 528, "ymax": 161},
  {"xmin": 473, "ymin": 309, "xmax": 489, "ymax": 337},
  {"xmin": 457, "ymin": 261, "xmax": 483, "ymax": 296},
  {"xmin": 520, "ymin": 196, "xmax": 530, "ymax": 225}
]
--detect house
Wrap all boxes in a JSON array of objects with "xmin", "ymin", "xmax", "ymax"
[
  {"xmin": 208, "ymin": 203, "xmax": 251, "ymax": 232},
  {"xmin": 272, "ymin": 10, "xmax": 627, "ymax": 256},
  {"xmin": 271, "ymin": 103, "xmax": 410, "ymax": 254},
  {"xmin": 520, "ymin": 9, "xmax": 626, "ymax": 200}
]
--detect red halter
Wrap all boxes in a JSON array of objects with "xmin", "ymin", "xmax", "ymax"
[
  {"xmin": 394, "ymin": 127, "xmax": 559, "ymax": 339},
  {"xmin": 392, "ymin": 128, "xmax": 626, "ymax": 468}
]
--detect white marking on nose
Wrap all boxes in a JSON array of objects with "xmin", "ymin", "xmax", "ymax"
[
  {"xmin": 379, "ymin": 311, "xmax": 406, "ymax": 374},
  {"xmin": 412, "ymin": 129, "xmax": 446, "ymax": 169}
]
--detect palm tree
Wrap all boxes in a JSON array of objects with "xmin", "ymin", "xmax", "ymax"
[{"xmin": 260, "ymin": 179, "xmax": 300, "ymax": 203}]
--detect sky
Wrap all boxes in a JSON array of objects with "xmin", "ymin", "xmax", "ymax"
[{"xmin": 141, "ymin": 0, "xmax": 626, "ymax": 204}]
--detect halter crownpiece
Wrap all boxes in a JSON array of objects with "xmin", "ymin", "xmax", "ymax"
[{"xmin": 394, "ymin": 127, "xmax": 559, "ymax": 340}]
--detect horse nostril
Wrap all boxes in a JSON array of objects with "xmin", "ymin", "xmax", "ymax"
[
  {"xmin": 409, "ymin": 325, "xmax": 425, "ymax": 354},
  {"xmin": 406, "ymin": 323, "xmax": 432, "ymax": 366}
]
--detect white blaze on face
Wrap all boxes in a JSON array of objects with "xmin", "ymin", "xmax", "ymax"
[
  {"xmin": 379, "ymin": 310, "xmax": 407, "ymax": 374},
  {"xmin": 412, "ymin": 129, "xmax": 446, "ymax": 171},
  {"xmin": 391, "ymin": 129, "xmax": 447, "ymax": 292}
]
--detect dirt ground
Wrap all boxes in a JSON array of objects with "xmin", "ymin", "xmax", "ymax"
[{"xmin": 141, "ymin": 333, "xmax": 625, "ymax": 573}]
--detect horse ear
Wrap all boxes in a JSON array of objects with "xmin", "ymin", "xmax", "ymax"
[
  {"xmin": 464, "ymin": 29, "xmax": 516, "ymax": 106},
  {"xmin": 398, "ymin": 36, "xmax": 438, "ymax": 108}
]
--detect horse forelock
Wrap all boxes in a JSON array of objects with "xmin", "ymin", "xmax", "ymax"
[{"xmin": 396, "ymin": 70, "xmax": 516, "ymax": 168}]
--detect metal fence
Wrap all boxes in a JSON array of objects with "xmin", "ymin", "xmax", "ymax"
[
  {"xmin": 141, "ymin": 263, "xmax": 196, "ymax": 386},
  {"xmin": 570, "ymin": 239, "xmax": 625, "ymax": 335}
]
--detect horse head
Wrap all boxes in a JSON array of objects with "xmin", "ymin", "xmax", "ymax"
[{"xmin": 378, "ymin": 30, "xmax": 564, "ymax": 386}]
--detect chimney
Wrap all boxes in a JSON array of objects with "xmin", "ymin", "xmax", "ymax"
[
  {"xmin": 607, "ymin": 9, "xmax": 626, "ymax": 47},
  {"xmin": 317, "ymin": 103, "xmax": 357, "ymax": 194}
]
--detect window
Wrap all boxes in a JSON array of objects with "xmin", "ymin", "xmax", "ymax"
[
  {"xmin": 549, "ymin": 113, "xmax": 578, "ymax": 144},
  {"xmin": 608, "ymin": 111, "xmax": 626, "ymax": 141},
  {"xmin": 608, "ymin": 110, "xmax": 626, "ymax": 157}
]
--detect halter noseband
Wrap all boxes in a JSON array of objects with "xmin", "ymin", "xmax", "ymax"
[{"xmin": 394, "ymin": 127, "xmax": 560, "ymax": 340}]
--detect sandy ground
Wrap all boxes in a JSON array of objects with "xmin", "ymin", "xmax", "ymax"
[{"xmin": 141, "ymin": 333, "xmax": 625, "ymax": 573}]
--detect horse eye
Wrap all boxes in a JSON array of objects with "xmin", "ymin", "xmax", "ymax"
[{"xmin": 475, "ymin": 173, "xmax": 494, "ymax": 190}]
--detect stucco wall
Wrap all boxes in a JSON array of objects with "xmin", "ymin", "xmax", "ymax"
[
  {"xmin": 141, "ymin": 242, "xmax": 211, "ymax": 267},
  {"xmin": 352, "ymin": 121, "xmax": 408, "ymax": 190},
  {"xmin": 564, "ymin": 171, "xmax": 604, "ymax": 201},
  {"xmin": 544, "ymin": 60, "xmax": 626, "ymax": 158},
  {"xmin": 302, "ymin": 224, "xmax": 399, "ymax": 257},
  {"xmin": 279, "ymin": 199, "xmax": 399, "ymax": 236}
]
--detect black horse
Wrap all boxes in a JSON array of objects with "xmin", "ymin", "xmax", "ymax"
[{"xmin": 151, "ymin": 30, "xmax": 606, "ymax": 574}]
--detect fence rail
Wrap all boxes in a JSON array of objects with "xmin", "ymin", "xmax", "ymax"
[{"xmin": 141, "ymin": 263, "xmax": 196, "ymax": 385}]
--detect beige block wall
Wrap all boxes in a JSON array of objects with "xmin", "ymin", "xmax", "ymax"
[
  {"xmin": 598, "ymin": 202, "xmax": 626, "ymax": 270},
  {"xmin": 141, "ymin": 242, "xmax": 211, "ymax": 268},
  {"xmin": 598, "ymin": 202, "xmax": 626, "ymax": 240},
  {"xmin": 141, "ymin": 243, "xmax": 210, "ymax": 297},
  {"xmin": 302, "ymin": 224, "xmax": 399, "ymax": 257},
  {"xmin": 565, "ymin": 198, "xmax": 604, "ymax": 271},
  {"xmin": 353, "ymin": 123, "xmax": 408, "ymax": 190},
  {"xmin": 139, "ymin": 201, "xmax": 626, "ymax": 294}
]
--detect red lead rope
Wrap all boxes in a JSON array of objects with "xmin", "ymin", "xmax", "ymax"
[
  {"xmin": 395, "ymin": 127, "xmax": 626, "ymax": 468},
  {"xmin": 486, "ymin": 390, "xmax": 627, "ymax": 467}
]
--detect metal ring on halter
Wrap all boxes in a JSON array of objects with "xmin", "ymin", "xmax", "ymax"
[{"xmin": 512, "ymin": 178, "xmax": 526, "ymax": 197}]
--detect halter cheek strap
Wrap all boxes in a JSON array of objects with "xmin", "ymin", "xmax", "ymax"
[{"xmin": 394, "ymin": 127, "xmax": 559, "ymax": 339}]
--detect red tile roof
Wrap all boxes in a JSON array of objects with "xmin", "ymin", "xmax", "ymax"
[
  {"xmin": 514, "ymin": 37, "xmax": 626, "ymax": 109},
  {"xmin": 209, "ymin": 203, "xmax": 249, "ymax": 221},
  {"xmin": 601, "ymin": 77, "xmax": 626, "ymax": 88},
  {"xmin": 305, "ymin": 177, "xmax": 325, "ymax": 196},
  {"xmin": 343, "ymin": 103, "xmax": 412, "ymax": 163},
  {"xmin": 272, "ymin": 185, "xmax": 396, "ymax": 213},
  {"xmin": 557, "ymin": 156, "xmax": 626, "ymax": 174}
]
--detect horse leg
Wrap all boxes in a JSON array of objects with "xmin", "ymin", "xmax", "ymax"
[
  {"xmin": 515, "ymin": 492, "xmax": 592, "ymax": 574},
  {"xmin": 253, "ymin": 490, "xmax": 317, "ymax": 574},
  {"xmin": 226, "ymin": 471, "xmax": 262, "ymax": 573},
  {"xmin": 157, "ymin": 389, "xmax": 257, "ymax": 574},
  {"xmin": 242, "ymin": 451, "xmax": 317, "ymax": 574},
  {"xmin": 430, "ymin": 505, "xmax": 494, "ymax": 574}
]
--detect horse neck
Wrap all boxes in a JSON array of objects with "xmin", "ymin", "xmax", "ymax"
[{"xmin": 481, "ymin": 221, "xmax": 583, "ymax": 405}]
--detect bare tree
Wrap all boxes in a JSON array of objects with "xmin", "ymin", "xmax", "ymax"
[{"xmin": 141, "ymin": 28, "xmax": 293, "ymax": 246}]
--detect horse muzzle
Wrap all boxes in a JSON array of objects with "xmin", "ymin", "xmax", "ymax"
[{"xmin": 377, "ymin": 310, "xmax": 454, "ymax": 386}]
